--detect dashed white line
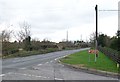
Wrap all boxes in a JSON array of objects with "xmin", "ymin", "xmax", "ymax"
[
  {"xmin": 7, "ymin": 72, "xmax": 13, "ymax": 75},
  {"xmin": 36, "ymin": 76, "xmax": 42, "ymax": 78},
  {"xmin": 61, "ymin": 65, "xmax": 64, "ymax": 67},
  {"xmin": 0, "ymin": 74, "xmax": 5, "ymax": 77},
  {"xmin": 45, "ymin": 62, "xmax": 49, "ymax": 64},
  {"xmin": 55, "ymin": 58, "xmax": 59, "ymax": 60},
  {"xmin": 7, "ymin": 72, "xmax": 49, "ymax": 79},
  {"xmin": 54, "ymin": 59, "xmax": 57, "ymax": 60},
  {"xmin": 50, "ymin": 61, "xmax": 53, "ymax": 63},
  {"xmin": 37, "ymin": 64, "xmax": 42, "ymax": 66},
  {"xmin": 20, "ymin": 68, "xmax": 26, "ymax": 69},
  {"xmin": 55, "ymin": 78, "xmax": 63, "ymax": 80}
]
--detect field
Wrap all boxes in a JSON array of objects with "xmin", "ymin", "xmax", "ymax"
[{"xmin": 60, "ymin": 50, "xmax": 118, "ymax": 73}]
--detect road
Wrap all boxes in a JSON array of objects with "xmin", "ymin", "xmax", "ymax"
[{"xmin": 1, "ymin": 48, "xmax": 118, "ymax": 80}]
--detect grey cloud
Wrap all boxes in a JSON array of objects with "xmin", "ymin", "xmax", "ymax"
[{"xmin": 0, "ymin": 0, "xmax": 118, "ymax": 42}]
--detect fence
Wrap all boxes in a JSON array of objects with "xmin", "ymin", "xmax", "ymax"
[{"xmin": 98, "ymin": 46, "xmax": 120, "ymax": 64}]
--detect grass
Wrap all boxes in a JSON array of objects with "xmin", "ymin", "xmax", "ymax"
[{"xmin": 60, "ymin": 50, "xmax": 118, "ymax": 73}]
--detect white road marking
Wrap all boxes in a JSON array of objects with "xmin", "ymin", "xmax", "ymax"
[
  {"xmin": 54, "ymin": 55, "xmax": 69, "ymax": 61},
  {"xmin": 20, "ymin": 68, "xmax": 26, "ymax": 69},
  {"xmin": 54, "ymin": 59, "xmax": 57, "ymax": 60},
  {"xmin": 0, "ymin": 74, "xmax": 5, "ymax": 77},
  {"xmin": 45, "ymin": 62, "xmax": 49, "ymax": 64},
  {"xmin": 50, "ymin": 61, "xmax": 53, "ymax": 63},
  {"xmin": 37, "ymin": 64, "xmax": 42, "ymax": 66},
  {"xmin": 55, "ymin": 78, "xmax": 63, "ymax": 80},
  {"xmin": 55, "ymin": 58, "xmax": 59, "ymax": 60},
  {"xmin": 7, "ymin": 72, "xmax": 49, "ymax": 79},
  {"xmin": 61, "ymin": 65, "xmax": 64, "ymax": 67},
  {"xmin": 7, "ymin": 72, "xmax": 13, "ymax": 75},
  {"xmin": 36, "ymin": 76, "xmax": 42, "ymax": 78}
]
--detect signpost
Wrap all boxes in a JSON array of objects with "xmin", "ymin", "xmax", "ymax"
[{"xmin": 88, "ymin": 50, "xmax": 99, "ymax": 62}]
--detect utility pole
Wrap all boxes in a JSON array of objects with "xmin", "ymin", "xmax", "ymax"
[
  {"xmin": 66, "ymin": 30, "xmax": 68, "ymax": 42},
  {"xmin": 95, "ymin": 5, "xmax": 98, "ymax": 62},
  {"xmin": 80, "ymin": 34, "xmax": 82, "ymax": 41},
  {"xmin": 118, "ymin": 1, "xmax": 120, "ymax": 60},
  {"xmin": 118, "ymin": 2, "xmax": 120, "ymax": 80}
]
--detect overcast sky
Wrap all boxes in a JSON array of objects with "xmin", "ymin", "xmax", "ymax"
[{"xmin": 0, "ymin": 0, "xmax": 119, "ymax": 42}]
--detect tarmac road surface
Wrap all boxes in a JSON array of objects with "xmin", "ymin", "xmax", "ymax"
[{"xmin": 1, "ymin": 48, "xmax": 118, "ymax": 80}]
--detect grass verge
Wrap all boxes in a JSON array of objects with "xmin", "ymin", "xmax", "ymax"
[
  {"xmin": 2, "ymin": 48, "xmax": 59, "ymax": 59},
  {"xmin": 60, "ymin": 50, "xmax": 118, "ymax": 73}
]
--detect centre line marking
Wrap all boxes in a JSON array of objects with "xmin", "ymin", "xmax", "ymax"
[
  {"xmin": 55, "ymin": 58, "xmax": 58, "ymax": 60},
  {"xmin": 55, "ymin": 78, "xmax": 63, "ymax": 80},
  {"xmin": 50, "ymin": 61, "xmax": 53, "ymax": 63},
  {"xmin": 20, "ymin": 68, "xmax": 26, "ymax": 69},
  {"xmin": 0, "ymin": 74, "xmax": 5, "ymax": 77},
  {"xmin": 7, "ymin": 72, "xmax": 49, "ymax": 78},
  {"xmin": 38, "ymin": 64, "xmax": 42, "ymax": 66}
]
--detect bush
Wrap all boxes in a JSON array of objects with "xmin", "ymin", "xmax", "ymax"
[{"xmin": 2, "ymin": 42, "xmax": 19, "ymax": 56}]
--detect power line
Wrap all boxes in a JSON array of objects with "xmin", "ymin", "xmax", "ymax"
[{"xmin": 99, "ymin": 10, "xmax": 120, "ymax": 11}]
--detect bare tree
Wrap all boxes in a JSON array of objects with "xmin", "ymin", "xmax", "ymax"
[
  {"xmin": 1, "ymin": 29, "xmax": 13, "ymax": 42},
  {"xmin": 89, "ymin": 32, "xmax": 96, "ymax": 47},
  {"xmin": 15, "ymin": 21, "xmax": 31, "ymax": 42},
  {"xmin": 15, "ymin": 21, "xmax": 32, "ymax": 51}
]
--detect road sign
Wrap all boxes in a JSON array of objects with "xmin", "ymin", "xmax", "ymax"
[
  {"xmin": 88, "ymin": 49, "xmax": 99, "ymax": 62},
  {"xmin": 88, "ymin": 50, "xmax": 99, "ymax": 54}
]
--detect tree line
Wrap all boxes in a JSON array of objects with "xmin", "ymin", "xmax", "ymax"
[
  {"xmin": 90, "ymin": 32, "xmax": 119, "ymax": 51},
  {"xmin": 1, "ymin": 22, "xmax": 89, "ymax": 57}
]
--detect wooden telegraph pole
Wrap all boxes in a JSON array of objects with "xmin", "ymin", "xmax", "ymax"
[{"xmin": 95, "ymin": 5, "xmax": 98, "ymax": 62}]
